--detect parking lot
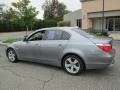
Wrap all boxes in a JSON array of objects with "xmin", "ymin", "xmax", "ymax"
[{"xmin": 0, "ymin": 41, "xmax": 120, "ymax": 90}]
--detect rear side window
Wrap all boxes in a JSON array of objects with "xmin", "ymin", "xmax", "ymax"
[
  {"xmin": 54, "ymin": 30, "xmax": 63, "ymax": 40},
  {"xmin": 45, "ymin": 30, "xmax": 70, "ymax": 40}
]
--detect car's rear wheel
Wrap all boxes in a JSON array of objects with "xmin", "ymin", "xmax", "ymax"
[
  {"xmin": 63, "ymin": 55, "xmax": 84, "ymax": 75},
  {"xmin": 7, "ymin": 48, "xmax": 18, "ymax": 63}
]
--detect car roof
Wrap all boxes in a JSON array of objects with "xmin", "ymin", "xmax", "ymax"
[{"xmin": 36, "ymin": 27, "xmax": 79, "ymax": 32}]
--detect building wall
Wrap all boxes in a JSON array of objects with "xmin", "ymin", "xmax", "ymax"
[
  {"xmin": 82, "ymin": 0, "xmax": 120, "ymax": 30},
  {"xmin": 64, "ymin": 9, "xmax": 82, "ymax": 27}
]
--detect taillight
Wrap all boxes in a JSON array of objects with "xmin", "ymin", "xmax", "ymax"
[{"xmin": 96, "ymin": 44, "xmax": 112, "ymax": 53}]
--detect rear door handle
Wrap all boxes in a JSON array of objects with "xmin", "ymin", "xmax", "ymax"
[
  {"xmin": 58, "ymin": 44, "xmax": 62, "ymax": 47},
  {"xmin": 35, "ymin": 44, "xmax": 41, "ymax": 46}
]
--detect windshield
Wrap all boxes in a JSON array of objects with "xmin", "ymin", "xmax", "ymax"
[{"xmin": 74, "ymin": 29, "xmax": 95, "ymax": 38}]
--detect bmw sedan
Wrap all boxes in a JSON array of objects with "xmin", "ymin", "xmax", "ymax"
[{"xmin": 6, "ymin": 27, "xmax": 115, "ymax": 75}]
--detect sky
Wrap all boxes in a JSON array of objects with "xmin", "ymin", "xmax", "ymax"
[{"xmin": 0, "ymin": 0, "xmax": 81, "ymax": 19}]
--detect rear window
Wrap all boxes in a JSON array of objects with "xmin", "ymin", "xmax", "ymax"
[{"xmin": 74, "ymin": 29, "xmax": 94, "ymax": 38}]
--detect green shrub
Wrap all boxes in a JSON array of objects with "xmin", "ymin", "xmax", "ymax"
[
  {"xmin": 101, "ymin": 32, "xmax": 109, "ymax": 36},
  {"xmin": 57, "ymin": 21, "xmax": 70, "ymax": 27},
  {"xmin": 33, "ymin": 20, "xmax": 57, "ymax": 30},
  {"xmin": 90, "ymin": 29, "xmax": 109, "ymax": 36},
  {"xmin": 92, "ymin": 32, "xmax": 109, "ymax": 36},
  {"xmin": 95, "ymin": 32, "xmax": 102, "ymax": 36},
  {"xmin": 0, "ymin": 20, "xmax": 57, "ymax": 32}
]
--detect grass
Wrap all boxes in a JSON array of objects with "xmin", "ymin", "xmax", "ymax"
[{"xmin": 2, "ymin": 38, "xmax": 23, "ymax": 43}]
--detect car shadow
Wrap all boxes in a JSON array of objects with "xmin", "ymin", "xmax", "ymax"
[
  {"xmin": 81, "ymin": 67, "xmax": 115, "ymax": 77},
  {"xmin": 18, "ymin": 60, "xmax": 114, "ymax": 77},
  {"xmin": 18, "ymin": 60, "xmax": 62, "ymax": 71}
]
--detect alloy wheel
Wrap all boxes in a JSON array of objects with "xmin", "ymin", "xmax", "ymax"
[
  {"xmin": 7, "ymin": 49, "xmax": 17, "ymax": 62},
  {"xmin": 65, "ymin": 57, "xmax": 81, "ymax": 74}
]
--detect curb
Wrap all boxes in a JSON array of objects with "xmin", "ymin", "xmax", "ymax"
[
  {"xmin": 0, "ymin": 42, "xmax": 8, "ymax": 46},
  {"xmin": 114, "ymin": 40, "xmax": 120, "ymax": 41}
]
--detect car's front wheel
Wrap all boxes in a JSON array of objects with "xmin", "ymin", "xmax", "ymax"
[
  {"xmin": 7, "ymin": 48, "xmax": 18, "ymax": 63},
  {"xmin": 63, "ymin": 55, "xmax": 84, "ymax": 75}
]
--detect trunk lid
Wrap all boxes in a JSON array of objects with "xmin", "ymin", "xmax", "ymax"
[{"xmin": 89, "ymin": 36, "xmax": 113, "ymax": 46}]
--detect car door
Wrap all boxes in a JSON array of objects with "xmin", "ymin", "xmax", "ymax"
[
  {"xmin": 17, "ymin": 30, "xmax": 46, "ymax": 60},
  {"xmin": 39, "ymin": 30, "xmax": 71, "ymax": 62}
]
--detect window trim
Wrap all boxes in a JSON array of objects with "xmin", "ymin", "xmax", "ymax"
[{"xmin": 26, "ymin": 29, "xmax": 71, "ymax": 41}]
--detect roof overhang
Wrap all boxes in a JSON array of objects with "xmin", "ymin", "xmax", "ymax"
[
  {"xmin": 80, "ymin": 0, "xmax": 95, "ymax": 2},
  {"xmin": 88, "ymin": 10, "xmax": 120, "ymax": 18}
]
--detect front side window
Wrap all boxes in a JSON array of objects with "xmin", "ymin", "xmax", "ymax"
[{"xmin": 28, "ymin": 30, "xmax": 46, "ymax": 41}]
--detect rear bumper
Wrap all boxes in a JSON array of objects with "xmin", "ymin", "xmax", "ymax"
[
  {"xmin": 86, "ymin": 49, "xmax": 116, "ymax": 69},
  {"xmin": 86, "ymin": 63, "xmax": 114, "ymax": 69}
]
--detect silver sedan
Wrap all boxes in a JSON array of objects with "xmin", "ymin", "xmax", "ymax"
[{"xmin": 6, "ymin": 27, "xmax": 115, "ymax": 75}]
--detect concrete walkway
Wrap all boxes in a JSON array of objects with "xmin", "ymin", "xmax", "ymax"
[{"xmin": 109, "ymin": 32, "xmax": 120, "ymax": 41}]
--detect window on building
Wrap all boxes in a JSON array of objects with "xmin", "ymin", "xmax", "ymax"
[
  {"xmin": 106, "ymin": 16, "xmax": 120, "ymax": 31},
  {"xmin": 76, "ymin": 19, "xmax": 81, "ymax": 28}
]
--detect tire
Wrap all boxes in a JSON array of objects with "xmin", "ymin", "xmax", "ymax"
[
  {"xmin": 63, "ymin": 55, "xmax": 84, "ymax": 75},
  {"xmin": 7, "ymin": 48, "xmax": 18, "ymax": 63}
]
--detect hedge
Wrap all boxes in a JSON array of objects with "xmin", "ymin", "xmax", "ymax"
[
  {"xmin": 0, "ymin": 20, "xmax": 57, "ymax": 32},
  {"xmin": 57, "ymin": 21, "xmax": 70, "ymax": 27}
]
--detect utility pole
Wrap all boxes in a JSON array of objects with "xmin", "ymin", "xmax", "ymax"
[{"xmin": 102, "ymin": 0, "xmax": 105, "ymax": 33}]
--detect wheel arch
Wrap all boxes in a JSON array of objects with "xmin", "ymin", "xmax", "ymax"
[{"xmin": 61, "ymin": 53, "xmax": 86, "ymax": 70}]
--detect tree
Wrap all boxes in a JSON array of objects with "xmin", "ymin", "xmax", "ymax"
[
  {"xmin": 3, "ymin": 0, "xmax": 38, "ymax": 31},
  {"xmin": 42, "ymin": 0, "xmax": 70, "ymax": 21}
]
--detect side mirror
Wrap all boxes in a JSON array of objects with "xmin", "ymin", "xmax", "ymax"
[{"xmin": 23, "ymin": 35, "xmax": 28, "ymax": 41}]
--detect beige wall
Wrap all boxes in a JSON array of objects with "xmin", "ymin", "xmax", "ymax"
[
  {"xmin": 82, "ymin": 0, "xmax": 120, "ymax": 30},
  {"xmin": 64, "ymin": 9, "xmax": 82, "ymax": 27}
]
